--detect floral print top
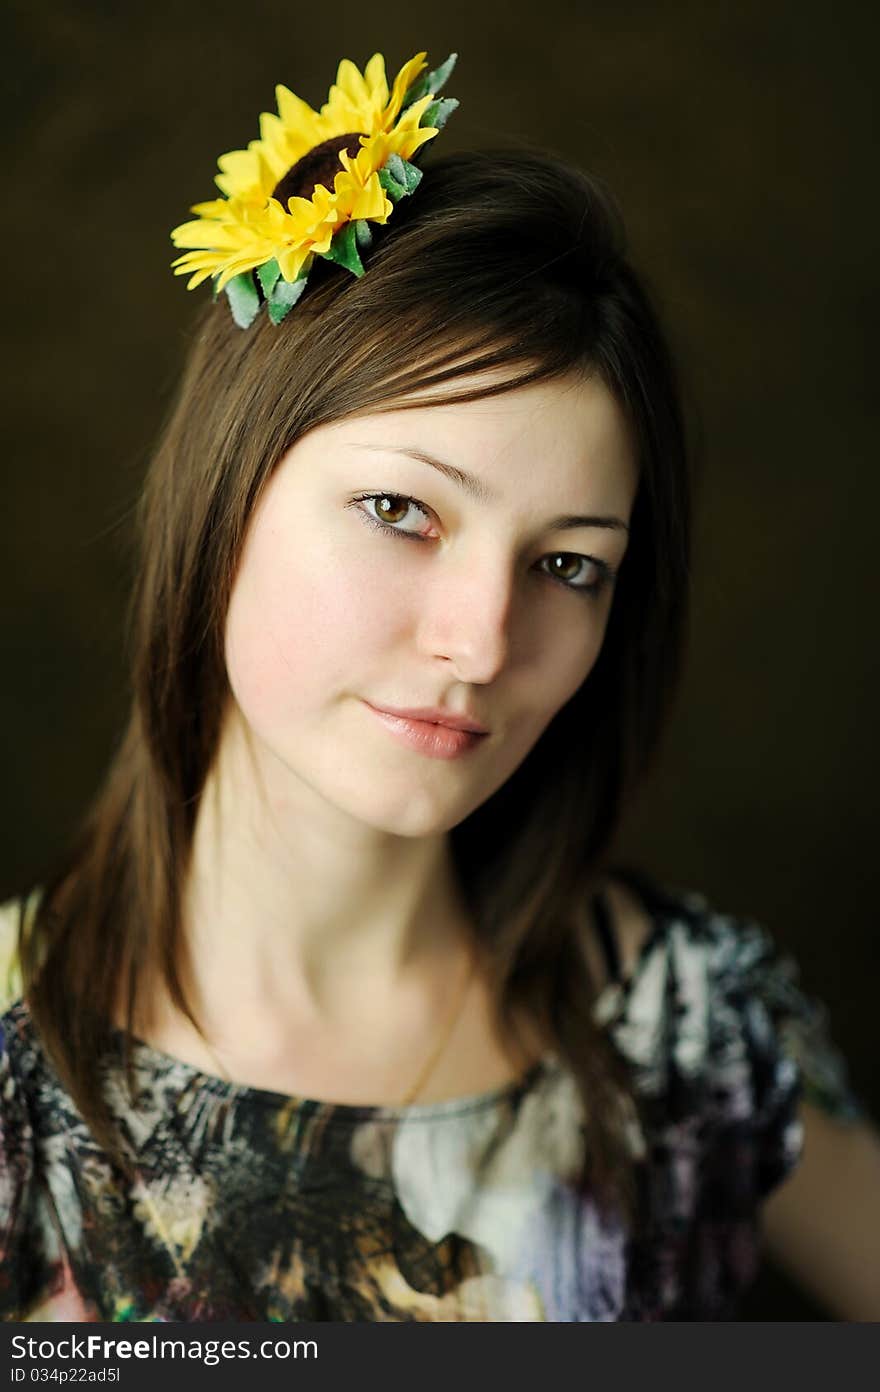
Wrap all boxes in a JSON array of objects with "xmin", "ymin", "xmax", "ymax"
[{"xmin": 0, "ymin": 873, "xmax": 866, "ymax": 1322}]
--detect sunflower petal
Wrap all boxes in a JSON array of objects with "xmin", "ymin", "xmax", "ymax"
[
  {"xmin": 338, "ymin": 142, "xmax": 380, "ymax": 185},
  {"xmin": 171, "ymin": 221, "xmax": 249, "ymax": 252},
  {"xmin": 337, "ymin": 170, "xmax": 391, "ymax": 222},
  {"xmin": 217, "ymin": 256, "xmax": 267, "ymax": 292},
  {"xmin": 171, "ymin": 252, "xmax": 226, "ymax": 289},
  {"xmin": 393, "ymin": 124, "xmax": 438, "ymax": 161},
  {"xmin": 187, "ymin": 268, "xmax": 216, "ymax": 291},
  {"xmin": 395, "ymin": 92, "xmax": 436, "ymax": 130},
  {"xmin": 215, "ymin": 147, "xmax": 268, "ymax": 200},
  {"xmin": 176, "ymin": 264, "xmax": 217, "ymax": 290},
  {"xmin": 170, "ymin": 219, "xmax": 244, "ymax": 250},
  {"xmin": 307, "ymin": 219, "xmax": 339, "ymax": 256},
  {"xmin": 275, "ymin": 83, "xmax": 323, "ymax": 139},
  {"xmin": 189, "ymin": 198, "xmax": 229, "ymax": 218},
  {"xmin": 334, "ymin": 57, "xmax": 371, "ymax": 108},
  {"xmin": 170, "ymin": 219, "xmax": 211, "ymax": 246},
  {"xmin": 171, "ymin": 250, "xmax": 223, "ymax": 271},
  {"xmin": 386, "ymin": 52, "xmax": 428, "ymax": 124},
  {"xmin": 363, "ymin": 53, "xmax": 389, "ymax": 108},
  {"xmin": 277, "ymin": 244, "xmax": 314, "ymax": 282},
  {"xmin": 258, "ymin": 110, "xmax": 286, "ymax": 146}
]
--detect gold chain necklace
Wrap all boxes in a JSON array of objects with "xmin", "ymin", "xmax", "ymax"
[
  {"xmin": 130, "ymin": 948, "xmax": 476, "ymax": 1283},
  {"xmin": 191, "ymin": 946, "xmax": 477, "ymax": 1108}
]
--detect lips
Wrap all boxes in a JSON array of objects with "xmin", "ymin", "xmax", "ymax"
[
  {"xmin": 362, "ymin": 701, "xmax": 489, "ymax": 760},
  {"xmin": 365, "ymin": 702, "xmax": 489, "ymax": 734}
]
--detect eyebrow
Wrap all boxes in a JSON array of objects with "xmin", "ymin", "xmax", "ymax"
[{"xmin": 349, "ymin": 444, "xmax": 630, "ymax": 534}]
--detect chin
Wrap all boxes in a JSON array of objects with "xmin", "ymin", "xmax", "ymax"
[
  {"xmin": 343, "ymin": 790, "xmax": 476, "ymax": 839},
  {"xmin": 311, "ymin": 766, "xmax": 489, "ymax": 838}
]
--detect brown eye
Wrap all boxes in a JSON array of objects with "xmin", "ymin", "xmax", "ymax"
[
  {"xmin": 541, "ymin": 552, "xmax": 612, "ymax": 597},
  {"xmin": 548, "ymin": 554, "xmax": 584, "ymax": 582},
  {"xmin": 350, "ymin": 491, "xmax": 434, "ymax": 537},
  {"xmin": 548, "ymin": 553, "xmax": 601, "ymax": 586},
  {"xmin": 375, "ymin": 495, "xmax": 410, "ymax": 524}
]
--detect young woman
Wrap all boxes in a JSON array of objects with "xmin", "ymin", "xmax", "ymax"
[{"xmin": 1, "ymin": 50, "xmax": 878, "ymax": 1323}]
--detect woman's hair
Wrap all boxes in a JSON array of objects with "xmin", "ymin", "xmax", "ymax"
[{"xmin": 19, "ymin": 146, "xmax": 691, "ymax": 1217}]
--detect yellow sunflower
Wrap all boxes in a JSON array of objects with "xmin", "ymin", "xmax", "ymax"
[{"xmin": 170, "ymin": 51, "xmax": 458, "ymax": 327}]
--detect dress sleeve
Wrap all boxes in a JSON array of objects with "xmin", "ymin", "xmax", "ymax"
[
  {"xmin": 0, "ymin": 895, "xmax": 41, "ymax": 1319},
  {"xmin": 712, "ymin": 909, "xmax": 868, "ymax": 1203},
  {"xmin": 734, "ymin": 921, "xmax": 867, "ymax": 1126},
  {"xmin": 0, "ymin": 1014, "xmax": 37, "ymax": 1319},
  {"xmin": 604, "ymin": 887, "xmax": 870, "ymax": 1317}
]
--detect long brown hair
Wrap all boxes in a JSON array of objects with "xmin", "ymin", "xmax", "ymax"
[{"xmin": 18, "ymin": 146, "xmax": 691, "ymax": 1218}]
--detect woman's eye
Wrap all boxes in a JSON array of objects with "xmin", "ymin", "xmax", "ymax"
[
  {"xmin": 350, "ymin": 492, "xmax": 435, "ymax": 538},
  {"xmin": 540, "ymin": 552, "xmax": 614, "ymax": 597},
  {"xmin": 349, "ymin": 494, "xmax": 614, "ymax": 599}
]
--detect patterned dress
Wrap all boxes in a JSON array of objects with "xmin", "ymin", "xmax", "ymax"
[{"xmin": 0, "ymin": 873, "xmax": 866, "ymax": 1322}]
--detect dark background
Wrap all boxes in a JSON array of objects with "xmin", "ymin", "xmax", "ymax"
[{"xmin": 2, "ymin": 0, "xmax": 877, "ymax": 1318}]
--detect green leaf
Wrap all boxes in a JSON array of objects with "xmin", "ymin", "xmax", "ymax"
[
  {"xmin": 267, "ymin": 273, "xmax": 308, "ymax": 325},
  {"xmin": 224, "ymin": 271, "xmax": 261, "ymax": 329},
  {"xmin": 256, "ymin": 258, "xmax": 281, "ymax": 297},
  {"xmin": 400, "ymin": 52, "xmax": 457, "ymax": 109},
  {"xmin": 429, "ymin": 52, "xmax": 457, "ymax": 95},
  {"xmin": 322, "ymin": 222, "xmax": 365, "ymax": 276},
  {"xmin": 354, "ymin": 219, "xmax": 373, "ymax": 251},
  {"xmin": 377, "ymin": 167, "xmax": 407, "ymax": 201},
  {"xmin": 384, "ymin": 154, "xmax": 422, "ymax": 194},
  {"xmin": 421, "ymin": 97, "xmax": 459, "ymax": 132}
]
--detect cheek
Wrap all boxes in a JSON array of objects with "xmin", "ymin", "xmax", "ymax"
[
  {"xmin": 223, "ymin": 516, "xmax": 412, "ymax": 724},
  {"xmin": 537, "ymin": 607, "xmax": 609, "ymax": 713}
]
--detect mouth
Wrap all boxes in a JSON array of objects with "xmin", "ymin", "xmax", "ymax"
[
  {"xmin": 362, "ymin": 702, "xmax": 489, "ymax": 761},
  {"xmin": 364, "ymin": 702, "xmax": 489, "ymax": 734}
]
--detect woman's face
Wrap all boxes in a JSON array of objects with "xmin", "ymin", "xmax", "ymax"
[{"xmin": 223, "ymin": 370, "xmax": 639, "ymax": 837}]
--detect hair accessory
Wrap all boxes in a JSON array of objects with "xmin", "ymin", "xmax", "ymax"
[{"xmin": 170, "ymin": 51, "xmax": 457, "ymax": 329}]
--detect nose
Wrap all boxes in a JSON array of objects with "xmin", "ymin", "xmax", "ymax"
[{"xmin": 416, "ymin": 545, "xmax": 515, "ymax": 685}]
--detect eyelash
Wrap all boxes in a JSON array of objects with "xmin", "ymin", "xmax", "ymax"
[{"xmin": 346, "ymin": 492, "xmax": 616, "ymax": 599}]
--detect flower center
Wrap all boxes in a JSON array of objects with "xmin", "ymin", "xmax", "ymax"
[{"xmin": 272, "ymin": 133, "xmax": 365, "ymax": 204}]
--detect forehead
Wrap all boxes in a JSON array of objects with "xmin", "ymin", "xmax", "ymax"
[{"xmin": 321, "ymin": 369, "xmax": 639, "ymax": 504}]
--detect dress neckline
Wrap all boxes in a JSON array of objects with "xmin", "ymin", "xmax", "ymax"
[
  {"xmin": 8, "ymin": 870, "xmax": 676, "ymax": 1122},
  {"xmin": 105, "ymin": 1019, "xmax": 562, "ymax": 1122}
]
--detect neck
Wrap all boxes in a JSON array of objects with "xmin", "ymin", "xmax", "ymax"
[{"xmin": 163, "ymin": 704, "xmax": 478, "ymax": 1034}]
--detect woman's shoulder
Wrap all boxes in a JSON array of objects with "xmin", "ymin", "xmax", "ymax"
[
  {"xmin": 0, "ymin": 892, "xmax": 43, "ymax": 1310},
  {"xmin": 590, "ymin": 866, "xmax": 750, "ymax": 1002},
  {"xmin": 0, "ymin": 888, "xmax": 42, "ymax": 1018},
  {"xmin": 595, "ymin": 867, "xmax": 866, "ymax": 1127},
  {"xmin": 597, "ymin": 865, "xmax": 826, "ymax": 1007}
]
